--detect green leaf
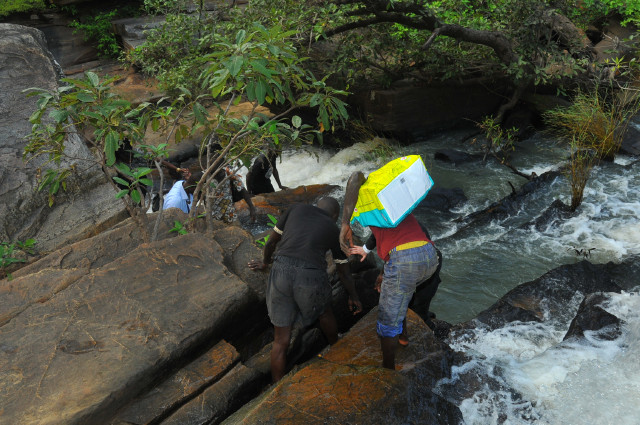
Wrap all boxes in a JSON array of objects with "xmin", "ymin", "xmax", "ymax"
[
  {"xmin": 246, "ymin": 81, "xmax": 256, "ymax": 102},
  {"xmin": 255, "ymin": 80, "xmax": 267, "ymax": 105},
  {"xmin": 36, "ymin": 93, "xmax": 53, "ymax": 110},
  {"xmin": 193, "ymin": 102, "xmax": 208, "ymax": 125},
  {"xmin": 105, "ymin": 131, "xmax": 119, "ymax": 166},
  {"xmin": 139, "ymin": 178, "xmax": 153, "ymax": 186},
  {"xmin": 50, "ymin": 109, "xmax": 69, "ymax": 124},
  {"xmin": 130, "ymin": 189, "xmax": 141, "ymax": 204},
  {"xmin": 309, "ymin": 93, "xmax": 322, "ymax": 107},
  {"xmin": 86, "ymin": 71, "xmax": 100, "ymax": 87},
  {"xmin": 115, "ymin": 162, "xmax": 131, "ymax": 175},
  {"xmin": 292, "ymin": 115, "xmax": 302, "ymax": 128},
  {"xmin": 250, "ymin": 60, "xmax": 278, "ymax": 77},
  {"xmin": 113, "ymin": 177, "xmax": 130, "ymax": 186},
  {"xmin": 235, "ymin": 29, "xmax": 246, "ymax": 45},
  {"xmin": 76, "ymin": 92, "xmax": 96, "ymax": 103},
  {"xmin": 229, "ymin": 56, "xmax": 244, "ymax": 77},
  {"xmin": 115, "ymin": 189, "xmax": 129, "ymax": 199}
]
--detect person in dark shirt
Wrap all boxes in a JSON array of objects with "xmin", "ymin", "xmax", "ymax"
[
  {"xmin": 246, "ymin": 149, "xmax": 288, "ymax": 195},
  {"xmin": 248, "ymin": 197, "xmax": 362, "ymax": 382}
]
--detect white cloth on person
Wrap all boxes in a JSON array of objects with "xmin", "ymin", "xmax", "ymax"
[{"xmin": 163, "ymin": 180, "xmax": 193, "ymax": 213}]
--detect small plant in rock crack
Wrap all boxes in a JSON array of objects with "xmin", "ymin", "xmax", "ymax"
[{"xmin": 255, "ymin": 214, "xmax": 278, "ymax": 246}]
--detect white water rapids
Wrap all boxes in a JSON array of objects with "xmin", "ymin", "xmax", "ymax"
[{"xmin": 248, "ymin": 131, "xmax": 640, "ymax": 425}]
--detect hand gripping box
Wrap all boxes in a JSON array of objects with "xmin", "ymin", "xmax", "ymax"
[{"xmin": 351, "ymin": 155, "xmax": 433, "ymax": 228}]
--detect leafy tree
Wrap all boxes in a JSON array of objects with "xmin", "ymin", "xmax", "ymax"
[
  {"xmin": 0, "ymin": 0, "xmax": 46, "ymax": 18},
  {"xmin": 24, "ymin": 72, "xmax": 171, "ymax": 242},
  {"xmin": 181, "ymin": 23, "xmax": 349, "ymax": 229},
  {"xmin": 543, "ymin": 68, "xmax": 640, "ymax": 210},
  {"xmin": 24, "ymin": 23, "xmax": 349, "ymax": 237}
]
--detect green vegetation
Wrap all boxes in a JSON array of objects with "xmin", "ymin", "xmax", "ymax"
[
  {"xmin": 477, "ymin": 116, "xmax": 518, "ymax": 163},
  {"xmin": 169, "ymin": 220, "xmax": 189, "ymax": 235},
  {"xmin": 0, "ymin": 0, "xmax": 46, "ymax": 18},
  {"xmin": 70, "ymin": 10, "xmax": 121, "ymax": 58},
  {"xmin": 24, "ymin": 71, "xmax": 168, "ymax": 241},
  {"xmin": 22, "ymin": 0, "xmax": 640, "ymax": 230},
  {"xmin": 24, "ymin": 21, "xmax": 349, "ymax": 239},
  {"xmin": 1, "ymin": 239, "xmax": 36, "ymax": 280},
  {"xmin": 255, "ymin": 213, "xmax": 278, "ymax": 246},
  {"xmin": 544, "ymin": 64, "xmax": 640, "ymax": 210}
]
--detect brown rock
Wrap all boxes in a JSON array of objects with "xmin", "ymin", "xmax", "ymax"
[
  {"xmin": 111, "ymin": 340, "xmax": 241, "ymax": 425},
  {"xmin": 0, "ymin": 232, "xmax": 256, "ymax": 425},
  {"xmin": 223, "ymin": 309, "xmax": 462, "ymax": 425},
  {"xmin": 235, "ymin": 184, "xmax": 341, "ymax": 219}
]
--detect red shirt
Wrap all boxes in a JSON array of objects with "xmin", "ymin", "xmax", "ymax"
[{"xmin": 370, "ymin": 214, "xmax": 431, "ymax": 262}]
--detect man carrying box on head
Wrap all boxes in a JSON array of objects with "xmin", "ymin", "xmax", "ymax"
[{"xmin": 340, "ymin": 155, "xmax": 440, "ymax": 371}]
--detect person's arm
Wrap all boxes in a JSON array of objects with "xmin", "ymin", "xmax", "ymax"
[
  {"xmin": 339, "ymin": 171, "xmax": 366, "ymax": 254},
  {"xmin": 349, "ymin": 233, "xmax": 376, "ymax": 262},
  {"xmin": 247, "ymin": 230, "xmax": 281, "ymax": 271},
  {"xmin": 336, "ymin": 262, "xmax": 362, "ymax": 314},
  {"xmin": 272, "ymin": 163, "xmax": 288, "ymax": 190},
  {"xmin": 240, "ymin": 187, "xmax": 257, "ymax": 222}
]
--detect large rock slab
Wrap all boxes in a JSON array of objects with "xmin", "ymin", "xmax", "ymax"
[
  {"xmin": 111, "ymin": 340, "xmax": 241, "ymax": 425},
  {"xmin": 3, "ymin": 210, "xmax": 185, "ymax": 326},
  {"xmin": 0, "ymin": 232, "xmax": 256, "ymax": 425},
  {"xmin": 0, "ymin": 23, "xmax": 127, "ymax": 253},
  {"xmin": 223, "ymin": 308, "xmax": 463, "ymax": 425}
]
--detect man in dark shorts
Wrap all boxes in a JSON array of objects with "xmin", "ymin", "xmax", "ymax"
[{"xmin": 248, "ymin": 197, "xmax": 362, "ymax": 382}]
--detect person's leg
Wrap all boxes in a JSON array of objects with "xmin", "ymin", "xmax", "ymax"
[
  {"xmin": 399, "ymin": 317, "xmax": 409, "ymax": 346},
  {"xmin": 266, "ymin": 257, "xmax": 298, "ymax": 383},
  {"xmin": 381, "ymin": 335, "xmax": 399, "ymax": 369},
  {"xmin": 317, "ymin": 305, "xmax": 338, "ymax": 345},
  {"xmin": 377, "ymin": 259, "xmax": 413, "ymax": 370},
  {"xmin": 271, "ymin": 325, "xmax": 292, "ymax": 383}
]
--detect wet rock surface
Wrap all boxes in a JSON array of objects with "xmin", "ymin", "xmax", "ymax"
[{"xmin": 223, "ymin": 309, "xmax": 463, "ymax": 425}]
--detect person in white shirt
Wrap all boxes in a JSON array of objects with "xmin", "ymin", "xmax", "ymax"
[{"xmin": 163, "ymin": 172, "xmax": 200, "ymax": 213}]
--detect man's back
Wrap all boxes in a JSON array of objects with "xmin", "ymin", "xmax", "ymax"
[{"xmin": 274, "ymin": 204, "xmax": 344, "ymax": 269}]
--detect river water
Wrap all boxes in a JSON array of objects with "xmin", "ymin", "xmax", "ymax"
[{"xmin": 251, "ymin": 127, "xmax": 640, "ymax": 425}]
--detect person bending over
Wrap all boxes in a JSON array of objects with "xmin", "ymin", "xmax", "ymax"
[
  {"xmin": 341, "ymin": 171, "xmax": 439, "ymax": 370},
  {"xmin": 248, "ymin": 197, "xmax": 362, "ymax": 382}
]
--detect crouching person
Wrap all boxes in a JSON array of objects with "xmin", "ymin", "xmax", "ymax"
[{"xmin": 248, "ymin": 197, "xmax": 362, "ymax": 383}]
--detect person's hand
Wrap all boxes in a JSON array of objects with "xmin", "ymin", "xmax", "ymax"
[
  {"xmin": 179, "ymin": 168, "xmax": 191, "ymax": 180},
  {"xmin": 248, "ymin": 259, "xmax": 267, "ymax": 271},
  {"xmin": 374, "ymin": 273, "xmax": 383, "ymax": 293},
  {"xmin": 339, "ymin": 224, "xmax": 353, "ymax": 255},
  {"xmin": 348, "ymin": 296, "xmax": 363, "ymax": 315},
  {"xmin": 349, "ymin": 246, "xmax": 367, "ymax": 262}
]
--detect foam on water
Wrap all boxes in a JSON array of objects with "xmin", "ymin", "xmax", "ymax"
[
  {"xmin": 440, "ymin": 289, "xmax": 640, "ymax": 425},
  {"xmin": 274, "ymin": 141, "xmax": 387, "ymax": 189}
]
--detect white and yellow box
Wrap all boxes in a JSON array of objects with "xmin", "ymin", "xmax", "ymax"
[{"xmin": 351, "ymin": 155, "xmax": 433, "ymax": 228}]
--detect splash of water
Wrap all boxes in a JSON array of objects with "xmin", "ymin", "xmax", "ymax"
[{"xmin": 439, "ymin": 289, "xmax": 640, "ymax": 424}]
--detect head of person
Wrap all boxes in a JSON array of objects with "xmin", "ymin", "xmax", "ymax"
[
  {"xmin": 316, "ymin": 196, "xmax": 340, "ymax": 221},
  {"xmin": 183, "ymin": 171, "xmax": 202, "ymax": 195}
]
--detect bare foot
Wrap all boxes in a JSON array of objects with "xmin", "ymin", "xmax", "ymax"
[{"xmin": 398, "ymin": 334, "xmax": 409, "ymax": 346}]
